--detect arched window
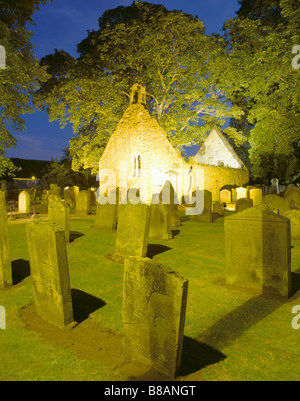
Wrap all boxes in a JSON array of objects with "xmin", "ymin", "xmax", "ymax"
[{"xmin": 133, "ymin": 155, "xmax": 141, "ymax": 177}]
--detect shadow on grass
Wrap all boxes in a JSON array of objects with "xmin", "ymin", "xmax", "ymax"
[
  {"xmin": 147, "ymin": 244, "xmax": 172, "ymax": 259},
  {"xmin": 198, "ymin": 295, "xmax": 283, "ymax": 352},
  {"xmin": 292, "ymin": 272, "xmax": 300, "ymax": 296},
  {"xmin": 179, "ymin": 336, "xmax": 226, "ymax": 376},
  {"xmin": 171, "ymin": 229, "xmax": 180, "ymax": 238},
  {"xmin": 71, "ymin": 289, "xmax": 106, "ymax": 324},
  {"xmin": 12, "ymin": 259, "xmax": 30, "ymax": 285},
  {"xmin": 69, "ymin": 231, "xmax": 85, "ymax": 243}
]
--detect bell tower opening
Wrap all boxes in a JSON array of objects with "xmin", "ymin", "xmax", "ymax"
[{"xmin": 130, "ymin": 84, "xmax": 146, "ymax": 106}]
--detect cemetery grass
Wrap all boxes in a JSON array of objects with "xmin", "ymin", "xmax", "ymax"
[{"xmin": 0, "ymin": 213, "xmax": 300, "ymax": 381}]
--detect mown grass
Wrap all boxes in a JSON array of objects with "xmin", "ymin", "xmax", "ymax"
[{"xmin": 0, "ymin": 213, "xmax": 299, "ymax": 381}]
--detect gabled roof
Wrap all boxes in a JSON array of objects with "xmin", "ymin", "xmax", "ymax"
[{"xmin": 193, "ymin": 126, "xmax": 246, "ymax": 169}]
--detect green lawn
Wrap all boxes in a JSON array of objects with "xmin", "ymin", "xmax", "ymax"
[{"xmin": 0, "ymin": 213, "xmax": 300, "ymax": 381}]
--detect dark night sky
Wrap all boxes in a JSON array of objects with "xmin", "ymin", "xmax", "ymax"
[{"xmin": 6, "ymin": 0, "xmax": 240, "ymax": 161}]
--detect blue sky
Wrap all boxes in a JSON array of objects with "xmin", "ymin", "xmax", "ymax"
[{"xmin": 7, "ymin": 0, "xmax": 240, "ymax": 161}]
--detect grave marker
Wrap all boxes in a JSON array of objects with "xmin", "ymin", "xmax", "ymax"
[{"xmin": 0, "ymin": 190, "xmax": 12, "ymax": 289}]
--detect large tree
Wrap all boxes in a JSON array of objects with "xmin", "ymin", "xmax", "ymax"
[
  {"xmin": 0, "ymin": 0, "xmax": 51, "ymax": 177},
  {"xmin": 224, "ymin": 0, "xmax": 300, "ymax": 182},
  {"xmin": 35, "ymin": 1, "xmax": 244, "ymax": 174}
]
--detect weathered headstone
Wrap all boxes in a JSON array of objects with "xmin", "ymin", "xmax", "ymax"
[
  {"xmin": 191, "ymin": 189, "xmax": 212, "ymax": 222},
  {"xmin": 94, "ymin": 190, "xmax": 118, "ymax": 231},
  {"xmin": 109, "ymin": 203, "xmax": 151, "ymax": 263},
  {"xmin": 236, "ymin": 198, "xmax": 253, "ymax": 213},
  {"xmin": 220, "ymin": 189, "xmax": 232, "ymax": 205},
  {"xmin": 89, "ymin": 188, "xmax": 97, "ymax": 207},
  {"xmin": 48, "ymin": 195, "xmax": 70, "ymax": 243},
  {"xmin": 0, "ymin": 190, "xmax": 12, "ymax": 289},
  {"xmin": 249, "ymin": 188, "xmax": 263, "ymax": 206},
  {"xmin": 262, "ymin": 194, "xmax": 289, "ymax": 215},
  {"xmin": 122, "ymin": 256, "xmax": 188, "ymax": 378},
  {"xmin": 63, "ymin": 187, "xmax": 76, "ymax": 209},
  {"xmin": 236, "ymin": 187, "xmax": 248, "ymax": 200},
  {"xmin": 271, "ymin": 178, "xmax": 279, "ymax": 194},
  {"xmin": 160, "ymin": 181, "xmax": 181, "ymax": 228},
  {"xmin": 285, "ymin": 186, "xmax": 300, "ymax": 210},
  {"xmin": 231, "ymin": 188, "xmax": 237, "ymax": 203},
  {"xmin": 26, "ymin": 220, "xmax": 74, "ymax": 328},
  {"xmin": 213, "ymin": 201, "xmax": 223, "ymax": 215},
  {"xmin": 49, "ymin": 184, "xmax": 61, "ymax": 197},
  {"xmin": 225, "ymin": 207, "xmax": 292, "ymax": 297},
  {"xmin": 75, "ymin": 190, "xmax": 91, "ymax": 216},
  {"xmin": 282, "ymin": 210, "xmax": 300, "ymax": 240},
  {"xmin": 149, "ymin": 193, "xmax": 172, "ymax": 240},
  {"xmin": 18, "ymin": 190, "xmax": 31, "ymax": 214}
]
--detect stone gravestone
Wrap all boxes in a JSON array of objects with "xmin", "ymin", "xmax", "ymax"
[
  {"xmin": 236, "ymin": 198, "xmax": 253, "ymax": 213},
  {"xmin": 231, "ymin": 188, "xmax": 237, "ymax": 203},
  {"xmin": 220, "ymin": 189, "xmax": 232, "ymax": 205},
  {"xmin": 94, "ymin": 190, "xmax": 118, "ymax": 231},
  {"xmin": 18, "ymin": 190, "xmax": 31, "ymax": 214},
  {"xmin": 282, "ymin": 210, "xmax": 300, "ymax": 240},
  {"xmin": 63, "ymin": 187, "xmax": 76, "ymax": 209},
  {"xmin": 161, "ymin": 181, "xmax": 181, "ymax": 228},
  {"xmin": 225, "ymin": 207, "xmax": 292, "ymax": 298},
  {"xmin": 75, "ymin": 190, "xmax": 91, "ymax": 216},
  {"xmin": 0, "ymin": 190, "xmax": 12, "ymax": 289},
  {"xmin": 39, "ymin": 190, "xmax": 48, "ymax": 213},
  {"xmin": 48, "ymin": 195, "xmax": 70, "ymax": 243},
  {"xmin": 49, "ymin": 184, "xmax": 61, "ymax": 197},
  {"xmin": 249, "ymin": 188, "xmax": 263, "ymax": 207},
  {"xmin": 271, "ymin": 178, "xmax": 279, "ymax": 194},
  {"xmin": 285, "ymin": 186, "xmax": 300, "ymax": 210},
  {"xmin": 213, "ymin": 201, "xmax": 223, "ymax": 216},
  {"xmin": 122, "ymin": 256, "xmax": 188, "ymax": 378},
  {"xmin": 108, "ymin": 203, "xmax": 151, "ymax": 263},
  {"xmin": 26, "ymin": 220, "xmax": 75, "ymax": 328},
  {"xmin": 191, "ymin": 189, "xmax": 212, "ymax": 222},
  {"xmin": 236, "ymin": 187, "xmax": 248, "ymax": 200},
  {"xmin": 262, "ymin": 194, "xmax": 289, "ymax": 215},
  {"xmin": 149, "ymin": 193, "xmax": 172, "ymax": 240}
]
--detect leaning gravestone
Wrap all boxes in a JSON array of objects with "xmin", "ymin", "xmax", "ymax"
[
  {"xmin": 249, "ymin": 188, "xmax": 263, "ymax": 207},
  {"xmin": 282, "ymin": 210, "xmax": 300, "ymax": 240},
  {"xmin": 48, "ymin": 195, "xmax": 70, "ymax": 243},
  {"xmin": 26, "ymin": 220, "xmax": 75, "ymax": 328},
  {"xmin": 225, "ymin": 207, "xmax": 292, "ymax": 297},
  {"xmin": 285, "ymin": 186, "xmax": 300, "ymax": 210},
  {"xmin": 18, "ymin": 190, "xmax": 31, "ymax": 214},
  {"xmin": 190, "ymin": 189, "xmax": 212, "ymax": 222},
  {"xmin": 63, "ymin": 188, "xmax": 76, "ymax": 209},
  {"xmin": 262, "ymin": 194, "xmax": 289, "ymax": 215},
  {"xmin": 122, "ymin": 256, "xmax": 188, "ymax": 378},
  {"xmin": 160, "ymin": 181, "xmax": 181, "ymax": 228},
  {"xmin": 236, "ymin": 198, "xmax": 253, "ymax": 213},
  {"xmin": 149, "ymin": 193, "xmax": 172, "ymax": 240},
  {"xmin": 108, "ymin": 203, "xmax": 151, "ymax": 263},
  {"xmin": 0, "ymin": 190, "xmax": 12, "ymax": 289},
  {"xmin": 75, "ymin": 190, "xmax": 91, "ymax": 216}
]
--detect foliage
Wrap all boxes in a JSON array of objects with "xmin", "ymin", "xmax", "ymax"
[
  {"xmin": 224, "ymin": 0, "xmax": 300, "ymax": 180},
  {"xmin": 0, "ymin": 0, "xmax": 51, "ymax": 177},
  {"xmin": 41, "ymin": 149, "xmax": 97, "ymax": 189},
  {"xmin": 35, "ymin": 1, "xmax": 245, "ymax": 174}
]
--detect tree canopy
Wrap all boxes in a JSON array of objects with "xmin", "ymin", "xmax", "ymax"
[
  {"xmin": 35, "ymin": 1, "xmax": 244, "ymax": 174},
  {"xmin": 0, "ymin": 0, "xmax": 51, "ymax": 177},
  {"xmin": 224, "ymin": 0, "xmax": 300, "ymax": 181}
]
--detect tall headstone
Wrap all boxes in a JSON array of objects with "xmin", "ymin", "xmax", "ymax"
[
  {"xmin": 18, "ymin": 190, "xmax": 31, "ymax": 214},
  {"xmin": 0, "ymin": 190, "xmax": 12, "ymax": 289},
  {"xmin": 75, "ymin": 190, "xmax": 91, "ymax": 216},
  {"xmin": 161, "ymin": 181, "xmax": 181, "ymax": 228},
  {"xmin": 250, "ymin": 188, "xmax": 263, "ymax": 206},
  {"xmin": 48, "ymin": 195, "xmax": 70, "ymax": 243},
  {"xmin": 225, "ymin": 207, "xmax": 292, "ymax": 298},
  {"xmin": 213, "ymin": 201, "xmax": 223, "ymax": 216},
  {"xmin": 285, "ymin": 186, "xmax": 300, "ymax": 210},
  {"xmin": 282, "ymin": 210, "xmax": 300, "ymax": 240},
  {"xmin": 26, "ymin": 221, "xmax": 74, "ymax": 328},
  {"xmin": 122, "ymin": 256, "xmax": 188, "ymax": 378},
  {"xmin": 236, "ymin": 198, "xmax": 253, "ymax": 213},
  {"xmin": 109, "ymin": 203, "xmax": 151, "ymax": 263},
  {"xmin": 94, "ymin": 190, "xmax": 118, "ymax": 231},
  {"xmin": 149, "ymin": 193, "xmax": 172, "ymax": 240},
  {"xmin": 271, "ymin": 178, "xmax": 279, "ymax": 194},
  {"xmin": 63, "ymin": 187, "xmax": 76, "ymax": 209},
  {"xmin": 191, "ymin": 189, "xmax": 212, "ymax": 222}
]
